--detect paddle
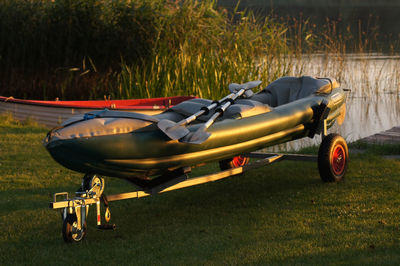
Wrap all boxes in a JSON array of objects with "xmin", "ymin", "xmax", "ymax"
[
  {"xmin": 158, "ymin": 81, "xmax": 259, "ymax": 140},
  {"xmin": 180, "ymin": 80, "xmax": 262, "ymax": 144}
]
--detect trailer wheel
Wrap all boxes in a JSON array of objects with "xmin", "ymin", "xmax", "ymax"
[
  {"xmin": 318, "ymin": 133, "xmax": 348, "ymax": 182},
  {"xmin": 219, "ymin": 155, "xmax": 250, "ymax": 170},
  {"xmin": 62, "ymin": 213, "xmax": 87, "ymax": 243}
]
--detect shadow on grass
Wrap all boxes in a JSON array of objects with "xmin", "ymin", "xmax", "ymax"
[{"xmin": 1, "ymin": 138, "xmax": 400, "ymax": 264}]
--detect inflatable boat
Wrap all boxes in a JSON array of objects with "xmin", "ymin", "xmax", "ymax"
[{"xmin": 44, "ymin": 76, "xmax": 346, "ymax": 188}]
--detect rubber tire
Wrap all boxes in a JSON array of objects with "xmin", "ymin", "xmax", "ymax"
[
  {"xmin": 219, "ymin": 155, "xmax": 250, "ymax": 170},
  {"xmin": 318, "ymin": 133, "xmax": 348, "ymax": 182},
  {"xmin": 62, "ymin": 213, "xmax": 87, "ymax": 243}
]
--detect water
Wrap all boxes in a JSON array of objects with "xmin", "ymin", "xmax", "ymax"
[
  {"xmin": 273, "ymin": 53, "xmax": 400, "ymax": 150},
  {"xmin": 329, "ymin": 54, "xmax": 400, "ymax": 141}
]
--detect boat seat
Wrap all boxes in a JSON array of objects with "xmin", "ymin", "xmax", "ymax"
[
  {"xmin": 155, "ymin": 98, "xmax": 212, "ymax": 122},
  {"xmin": 250, "ymin": 76, "xmax": 339, "ymax": 107},
  {"xmin": 161, "ymin": 98, "xmax": 271, "ymax": 122},
  {"xmin": 167, "ymin": 98, "xmax": 214, "ymax": 118}
]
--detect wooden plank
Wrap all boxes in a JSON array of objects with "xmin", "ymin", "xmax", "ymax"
[{"xmin": 360, "ymin": 126, "xmax": 400, "ymax": 144}]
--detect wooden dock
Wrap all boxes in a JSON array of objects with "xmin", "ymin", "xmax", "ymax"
[{"xmin": 360, "ymin": 127, "xmax": 400, "ymax": 144}]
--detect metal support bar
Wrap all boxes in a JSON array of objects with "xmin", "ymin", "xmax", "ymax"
[
  {"xmin": 243, "ymin": 154, "xmax": 284, "ymax": 170},
  {"xmin": 53, "ymin": 192, "xmax": 68, "ymax": 202},
  {"xmin": 50, "ymin": 197, "xmax": 98, "ymax": 209},
  {"xmin": 308, "ymin": 100, "xmax": 330, "ymax": 138},
  {"xmin": 49, "ymin": 152, "xmax": 317, "ymax": 210},
  {"xmin": 322, "ymin": 119, "xmax": 328, "ymax": 138},
  {"xmin": 246, "ymin": 152, "xmax": 317, "ymax": 162},
  {"xmin": 105, "ymin": 167, "xmax": 244, "ymax": 202},
  {"xmin": 96, "ymin": 200, "xmax": 101, "ymax": 226},
  {"xmin": 146, "ymin": 172, "xmax": 189, "ymax": 195},
  {"xmin": 160, "ymin": 167, "xmax": 243, "ymax": 193}
]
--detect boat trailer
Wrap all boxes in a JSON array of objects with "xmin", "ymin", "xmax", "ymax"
[
  {"xmin": 49, "ymin": 151, "xmax": 324, "ymax": 243},
  {"xmin": 50, "ymin": 127, "xmax": 349, "ymax": 243}
]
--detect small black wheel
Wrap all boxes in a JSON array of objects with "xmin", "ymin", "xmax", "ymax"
[
  {"xmin": 318, "ymin": 133, "xmax": 348, "ymax": 182},
  {"xmin": 62, "ymin": 213, "xmax": 87, "ymax": 243},
  {"xmin": 219, "ymin": 155, "xmax": 250, "ymax": 170}
]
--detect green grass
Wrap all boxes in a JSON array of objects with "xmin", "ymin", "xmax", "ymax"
[{"xmin": 1, "ymin": 115, "xmax": 400, "ymax": 264}]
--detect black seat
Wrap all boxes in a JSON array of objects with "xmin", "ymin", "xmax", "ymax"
[{"xmin": 250, "ymin": 76, "xmax": 339, "ymax": 107}]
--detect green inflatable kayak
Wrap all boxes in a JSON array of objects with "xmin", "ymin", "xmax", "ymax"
[{"xmin": 44, "ymin": 76, "xmax": 346, "ymax": 188}]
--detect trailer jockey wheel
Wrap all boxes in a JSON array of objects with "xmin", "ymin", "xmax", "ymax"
[
  {"xmin": 62, "ymin": 213, "xmax": 87, "ymax": 243},
  {"xmin": 219, "ymin": 155, "xmax": 250, "ymax": 170},
  {"xmin": 318, "ymin": 133, "xmax": 348, "ymax": 182}
]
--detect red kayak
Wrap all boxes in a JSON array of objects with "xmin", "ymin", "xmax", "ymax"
[{"xmin": 0, "ymin": 96, "xmax": 195, "ymax": 127}]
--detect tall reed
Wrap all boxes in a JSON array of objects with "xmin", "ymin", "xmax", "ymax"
[
  {"xmin": 0, "ymin": 0, "xmax": 160, "ymax": 99},
  {"xmin": 117, "ymin": 2, "xmax": 292, "ymax": 99},
  {"xmin": 0, "ymin": 0, "xmax": 397, "ymax": 100}
]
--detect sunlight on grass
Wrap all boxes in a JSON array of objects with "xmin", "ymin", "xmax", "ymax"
[{"xmin": 1, "ymin": 117, "xmax": 400, "ymax": 264}]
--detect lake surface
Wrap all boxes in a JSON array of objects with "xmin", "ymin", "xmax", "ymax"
[
  {"xmin": 218, "ymin": 1, "xmax": 400, "ymax": 38},
  {"xmin": 273, "ymin": 53, "xmax": 400, "ymax": 150}
]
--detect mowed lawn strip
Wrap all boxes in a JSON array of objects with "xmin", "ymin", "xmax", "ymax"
[{"xmin": 1, "ymin": 115, "xmax": 400, "ymax": 265}]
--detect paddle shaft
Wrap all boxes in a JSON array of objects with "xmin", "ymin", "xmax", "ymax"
[
  {"xmin": 180, "ymin": 82, "xmax": 260, "ymax": 144},
  {"xmin": 177, "ymin": 91, "xmax": 238, "ymax": 127},
  {"xmin": 202, "ymin": 88, "xmax": 245, "ymax": 129}
]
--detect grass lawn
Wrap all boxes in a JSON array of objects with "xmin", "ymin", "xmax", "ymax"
[{"xmin": 1, "ymin": 115, "xmax": 400, "ymax": 265}]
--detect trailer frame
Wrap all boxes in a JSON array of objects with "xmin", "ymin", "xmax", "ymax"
[{"xmin": 50, "ymin": 152, "xmax": 321, "ymax": 242}]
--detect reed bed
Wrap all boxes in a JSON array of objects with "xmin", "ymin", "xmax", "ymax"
[{"xmin": 0, "ymin": 0, "xmax": 398, "ymax": 100}]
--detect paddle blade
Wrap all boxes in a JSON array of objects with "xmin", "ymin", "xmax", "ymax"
[
  {"xmin": 228, "ymin": 83, "xmax": 240, "ymax": 92},
  {"xmin": 229, "ymin": 80, "xmax": 262, "ymax": 93},
  {"xmin": 158, "ymin": 119, "xmax": 190, "ymax": 140},
  {"xmin": 180, "ymin": 125, "xmax": 211, "ymax": 144}
]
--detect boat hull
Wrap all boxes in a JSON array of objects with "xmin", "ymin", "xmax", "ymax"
[{"xmin": 45, "ymin": 87, "xmax": 346, "ymax": 187}]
